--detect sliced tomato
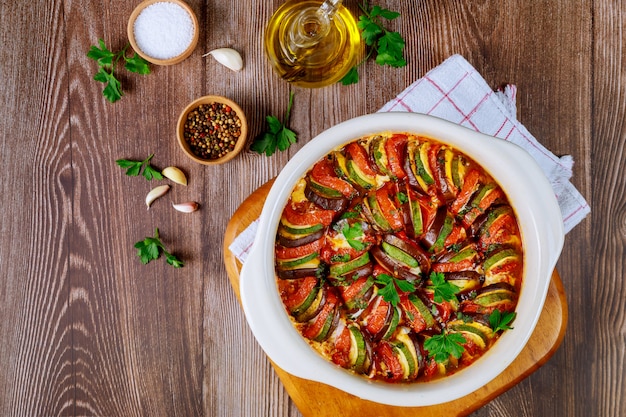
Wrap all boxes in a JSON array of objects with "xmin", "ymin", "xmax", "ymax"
[
  {"xmin": 444, "ymin": 224, "xmax": 467, "ymax": 247},
  {"xmin": 320, "ymin": 245, "xmax": 361, "ymax": 264},
  {"xmin": 345, "ymin": 142, "xmax": 377, "ymax": 177},
  {"xmin": 461, "ymin": 299, "xmax": 516, "ymax": 315},
  {"xmin": 462, "ymin": 187, "xmax": 505, "ymax": 227},
  {"xmin": 310, "ymin": 158, "xmax": 356, "ymax": 198},
  {"xmin": 478, "ymin": 188, "xmax": 504, "ymax": 211},
  {"xmin": 459, "ymin": 339, "xmax": 482, "ymax": 367},
  {"xmin": 450, "ymin": 169, "xmax": 481, "ymax": 215},
  {"xmin": 280, "ymin": 277, "xmax": 318, "ymax": 310},
  {"xmin": 375, "ymin": 184, "xmax": 404, "ymax": 231},
  {"xmin": 275, "ymin": 236, "xmax": 324, "ymax": 260},
  {"xmin": 421, "ymin": 356, "xmax": 439, "ymax": 380},
  {"xmin": 374, "ymin": 341, "xmax": 404, "ymax": 382},
  {"xmin": 331, "ymin": 325, "xmax": 352, "ymax": 368},
  {"xmin": 339, "ymin": 276, "xmax": 372, "ymax": 304},
  {"xmin": 372, "ymin": 264, "xmax": 388, "ymax": 278},
  {"xmin": 282, "ymin": 200, "xmax": 335, "ymax": 226},
  {"xmin": 385, "ymin": 134, "xmax": 408, "ymax": 179},
  {"xmin": 416, "ymin": 194, "xmax": 438, "ymax": 232},
  {"xmin": 431, "ymin": 259, "xmax": 474, "ymax": 273},
  {"xmin": 427, "ymin": 144, "xmax": 442, "ymax": 194},
  {"xmin": 488, "ymin": 259, "xmax": 522, "ymax": 275},
  {"xmin": 363, "ymin": 296, "xmax": 391, "ymax": 338},
  {"xmin": 303, "ymin": 291, "xmax": 338, "ymax": 340},
  {"xmin": 479, "ymin": 213, "xmax": 520, "ymax": 249},
  {"xmin": 400, "ymin": 295, "xmax": 428, "ymax": 333}
]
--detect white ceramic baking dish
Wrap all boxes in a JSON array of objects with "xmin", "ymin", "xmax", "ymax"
[{"xmin": 239, "ymin": 112, "xmax": 564, "ymax": 407}]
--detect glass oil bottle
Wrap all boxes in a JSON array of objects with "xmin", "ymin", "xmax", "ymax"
[{"xmin": 264, "ymin": 0, "xmax": 362, "ymax": 88}]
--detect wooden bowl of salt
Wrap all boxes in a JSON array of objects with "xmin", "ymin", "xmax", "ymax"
[{"xmin": 128, "ymin": 0, "xmax": 199, "ymax": 66}]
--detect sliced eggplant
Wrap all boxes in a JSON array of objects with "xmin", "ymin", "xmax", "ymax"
[
  {"xmin": 370, "ymin": 245, "xmax": 421, "ymax": 282},
  {"xmin": 383, "ymin": 234, "xmax": 431, "ymax": 272},
  {"xmin": 305, "ymin": 182, "xmax": 349, "ymax": 212},
  {"xmin": 277, "ymin": 226, "xmax": 325, "ymax": 248}
]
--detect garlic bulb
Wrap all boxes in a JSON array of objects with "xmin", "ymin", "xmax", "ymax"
[
  {"xmin": 204, "ymin": 48, "xmax": 243, "ymax": 71},
  {"xmin": 162, "ymin": 166, "xmax": 187, "ymax": 186},
  {"xmin": 172, "ymin": 201, "xmax": 199, "ymax": 213},
  {"xmin": 145, "ymin": 185, "xmax": 170, "ymax": 209}
]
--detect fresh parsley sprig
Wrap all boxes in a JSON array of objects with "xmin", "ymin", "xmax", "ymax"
[
  {"xmin": 341, "ymin": 2, "xmax": 407, "ymax": 85},
  {"xmin": 116, "ymin": 154, "xmax": 163, "ymax": 181},
  {"xmin": 87, "ymin": 39, "xmax": 150, "ymax": 103},
  {"xmin": 489, "ymin": 309, "xmax": 517, "ymax": 333},
  {"xmin": 427, "ymin": 271, "xmax": 461, "ymax": 303},
  {"xmin": 251, "ymin": 91, "xmax": 298, "ymax": 156},
  {"xmin": 424, "ymin": 331, "xmax": 467, "ymax": 363},
  {"xmin": 340, "ymin": 222, "xmax": 367, "ymax": 251},
  {"xmin": 134, "ymin": 228, "xmax": 184, "ymax": 268},
  {"xmin": 374, "ymin": 273, "xmax": 416, "ymax": 307}
]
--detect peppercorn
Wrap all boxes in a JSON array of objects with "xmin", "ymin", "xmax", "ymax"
[{"xmin": 183, "ymin": 103, "xmax": 242, "ymax": 160}]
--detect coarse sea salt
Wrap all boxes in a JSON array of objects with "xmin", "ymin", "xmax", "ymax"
[{"xmin": 133, "ymin": 2, "xmax": 195, "ymax": 60}]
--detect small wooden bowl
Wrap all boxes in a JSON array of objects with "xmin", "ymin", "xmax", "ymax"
[
  {"xmin": 127, "ymin": 0, "xmax": 199, "ymax": 66},
  {"xmin": 176, "ymin": 96, "xmax": 248, "ymax": 166}
]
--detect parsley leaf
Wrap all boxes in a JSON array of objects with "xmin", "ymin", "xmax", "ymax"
[
  {"xmin": 124, "ymin": 52, "xmax": 151, "ymax": 74},
  {"xmin": 141, "ymin": 164, "xmax": 163, "ymax": 181},
  {"xmin": 134, "ymin": 228, "xmax": 184, "ymax": 268},
  {"xmin": 331, "ymin": 254, "xmax": 351, "ymax": 263},
  {"xmin": 340, "ymin": 66, "xmax": 360, "ymax": 85},
  {"xmin": 116, "ymin": 154, "xmax": 163, "ymax": 181},
  {"xmin": 341, "ymin": 2, "xmax": 407, "ymax": 85},
  {"xmin": 87, "ymin": 39, "xmax": 150, "ymax": 103},
  {"xmin": 341, "ymin": 222, "xmax": 367, "ymax": 251},
  {"xmin": 251, "ymin": 91, "xmax": 298, "ymax": 156},
  {"xmin": 427, "ymin": 271, "xmax": 461, "ymax": 303},
  {"xmin": 489, "ymin": 309, "xmax": 517, "ymax": 333},
  {"xmin": 424, "ymin": 331, "xmax": 467, "ymax": 363},
  {"xmin": 374, "ymin": 273, "xmax": 416, "ymax": 307}
]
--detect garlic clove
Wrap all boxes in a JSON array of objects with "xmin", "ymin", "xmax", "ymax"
[
  {"xmin": 172, "ymin": 201, "xmax": 199, "ymax": 213},
  {"xmin": 162, "ymin": 166, "xmax": 187, "ymax": 186},
  {"xmin": 203, "ymin": 48, "xmax": 243, "ymax": 72},
  {"xmin": 145, "ymin": 185, "xmax": 170, "ymax": 209}
]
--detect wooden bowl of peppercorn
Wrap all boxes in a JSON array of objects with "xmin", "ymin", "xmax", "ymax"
[{"xmin": 176, "ymin": 95, "xmax": 248, "ymax": 165}]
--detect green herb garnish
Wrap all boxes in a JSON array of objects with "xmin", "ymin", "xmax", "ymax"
[
  {"xmin": 427, "ymin": 271, "xmax": 461, "ymax": 303},
  {"xmin": 374, "ymin": 273, "xmax": 416, "ymax": 307},
  {"xmin": 116, "ymin": 154, "xmax": 163, "ymax": 181},
  {"xmin": 87, "ymin": 39, "xmax": 150, "ymax": 103},
  {"xmin": 134, "ymin": 228, "xmax": 184, "ymax": 268},
  {"xmin": 251, "ymin": 90, "xmax": 297, "ymax": 156},
  {"xmin": 424, "ymin": 331, "xmax": 467, "ymax": 363},
  {"xmin": 341, "ymin": 2, "xmax": 407, "ymax": 85},
  {"xmin": 489, "ymin": 309, "xmax": 517, "ymax": 333},
  {"xmin": 330, "ymin": 254, "xmax": 351, "ymax": 263},
  {"xmin": 341, "ymin": 222, "xmax": 366, "ymax": 251}
]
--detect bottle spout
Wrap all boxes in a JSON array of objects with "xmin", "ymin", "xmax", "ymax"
[
  {"xmin": 317, "ymin": 0, "xmax": 343, "ymax": 21},
  {"xmin": 285, "ymin": 0, "xmax": 343, "ymax": 59}
]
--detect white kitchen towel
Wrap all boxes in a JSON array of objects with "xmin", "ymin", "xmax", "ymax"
[{"xmin": 230, "ymin": 54, "xmax": 590, "ymax": 263}]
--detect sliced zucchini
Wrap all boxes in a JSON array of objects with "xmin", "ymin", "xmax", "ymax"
[
  {"xmin": 381, "ymin": 241, "xmax": 419, "ymax": 269},
  {"xmin": 290, "ymin": 280, "xmax": 325, "ymax": 322},
  {"xmin": 276, "ymin": 251, "xmax": 320, "ymax": 270},
  {"xmin": 329, "ymin": 252, "xmax": 371, "ymax": 278},
  {"xmin": 348, "ymin": 325, "xmax": 370, "ymax": 374},
  {"xmin": 408, "ymin": 293, "xmax": 436, "ymax": 329}
]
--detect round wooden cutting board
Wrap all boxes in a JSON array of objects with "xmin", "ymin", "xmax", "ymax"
[{"xmin": 223, "ymin": 180, "xmax": 568, "ymax": 417}]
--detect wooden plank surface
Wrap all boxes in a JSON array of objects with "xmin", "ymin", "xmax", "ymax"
[{"xmin": 0, "ymin": 0, "xmax": 621, "ymax": 416}]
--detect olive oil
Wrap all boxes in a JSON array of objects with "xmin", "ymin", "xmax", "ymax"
[{"xmin": 264, "ymin": 0, "xmax": 362, "ymax": 88}]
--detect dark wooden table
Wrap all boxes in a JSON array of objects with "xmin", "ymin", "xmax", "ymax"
[{"xmin": 0, "ymin": 1, "xmax": 622, "ymax": 416}]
